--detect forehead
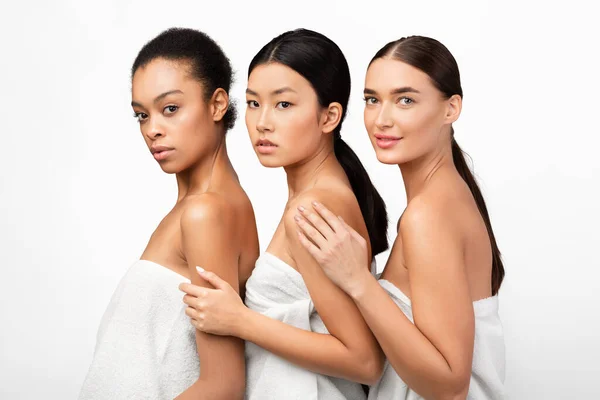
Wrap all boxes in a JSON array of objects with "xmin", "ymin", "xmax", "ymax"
[
  {"xmin": 132, "ymin": 58, "xmax": 198, "ymax": 99},
  {"xmin": 247, "ymin": 63, "xmax": 314, "ymax": 95},
  {"xmin": 365, "ymin": 58, "xmax": 434, "ymax": 92}
]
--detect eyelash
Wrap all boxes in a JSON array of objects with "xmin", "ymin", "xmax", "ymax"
[
  {"xmin": 132, "ymin": 105, "xmax": 179, "ymax": 123},
  {"xmin": 363, "ymin": 96, "xmax": 415, "ymax": 106},
  {"xmin": 246, "ymin": 101, "xmax": 293, "ymax": 109},
  {"xmin": 133, "ymin": 112, "xmax": 147, "ymax": 122}
]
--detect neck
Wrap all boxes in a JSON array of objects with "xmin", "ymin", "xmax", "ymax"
[
  {"xmin": 284, "ymin": 140, "xmax": 338, "ymax": 199},
  {"xmin": 399, "ymin": 143, "xmax": 454, "ymax": 202},
  {"xmin": 175, "ymin": 137, "xmax": 234, "ymax": 202}
]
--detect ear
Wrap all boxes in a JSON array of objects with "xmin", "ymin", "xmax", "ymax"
[
  {"xmin": 321, "ymin": 102, "xmax": 343, "ymax": 134},
  {"xmin": 445, "ymin": 94, "xmax": 462, "ymax": 124},
  {"xmin": 210, "ymin": 88, "xmax": 229, "ymax": 123}
]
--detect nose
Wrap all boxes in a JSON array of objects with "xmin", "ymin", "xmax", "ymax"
[
  {"xmin": 256, "ymin": 108, "xmax": 274, "ymax": 134},
  {"xmin": 375, "ymin": 102, "xmax": 394, "ymax": 131},
  {"xmin": 144, "ymin": 116, "xmax": 164, "ymax": 140}
]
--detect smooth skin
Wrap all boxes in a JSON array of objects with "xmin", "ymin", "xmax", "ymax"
[
  {"xmin": 131, "ymin": 58, "xmax": 259, "ymax": 400},
  {"xmin": 293, "ymin": 58, "xmax": 494, "ymax": 400},
  {"xmin": 180, "ymin": 62, "xmax": 384, "ymax": 385}
]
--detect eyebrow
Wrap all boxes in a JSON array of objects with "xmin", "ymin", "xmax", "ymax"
[
  {"xmin": 131, "ymin": 89, "xmax": 184, "ymax": 108},
  {"xmin": 245, "ymin": 87, "xmax": 298, "ymax": 96},
  {"xmin": 364, "ymin": 86, "xmax": 421, "ymax": 95}
]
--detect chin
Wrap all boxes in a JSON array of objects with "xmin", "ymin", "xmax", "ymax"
[
  {"xmin": 157, "ymin": 161, "xmax": 183, "ymax": 174},
  {"xmin": 257, "ymin": 158, "xmax": 284, "ymax": 168},
  {"xmin": 374, "ymin": 151, "xmax": 404, "ymax": 165}
]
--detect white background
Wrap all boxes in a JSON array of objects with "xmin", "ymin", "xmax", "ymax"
[{"xmin": 1, "ymin": 1, "xmax": 598, "ymax": 398}]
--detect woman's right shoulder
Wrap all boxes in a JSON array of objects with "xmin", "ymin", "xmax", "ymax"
[{"xmin": 400, "ymin": 191, "xmax": 465, "ymax": 246}]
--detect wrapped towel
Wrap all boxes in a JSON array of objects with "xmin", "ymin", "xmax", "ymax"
[
  {"xmin": 244, "ymin": 252, "xmax": 367, "ymax": 400},
  {"xmin": 79, "ymin": 260, "xmax": 198, "ymax": 400},
  {"xmin": 368, "ymin": 279, "xmax": 505, "ymax": 400}
]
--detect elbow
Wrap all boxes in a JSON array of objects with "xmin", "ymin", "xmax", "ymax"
[
  {"xmin": 433, "ymin": 375, "xmax": 470, "ymax": 400},
  {"xmin": 356, "ymin": 353, "xmax": 384, "ymax": 386}
]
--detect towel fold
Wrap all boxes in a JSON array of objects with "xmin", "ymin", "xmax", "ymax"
[
  {"xmin": 368, "ymin": 279, "xmax": 505, "ymax": 400},
  {"xmin": 243, "ymin": 252, "xmax": 367, "ymax": 400},
  {"xmin": 79, "ymin": 260, "xmax": 199, "ymax": 400}
]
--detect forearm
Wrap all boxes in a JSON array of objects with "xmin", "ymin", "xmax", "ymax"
[
  {"xmin": 175, "ymin": 376, "xmax": 244, "ymax": 400},
  {"xmin": 238, "ymin": 307, "xmax": 378, "ymax": 384},
  {"xmin": 352, "ymin": 277, "xmax": 468, "ymax": 399}
]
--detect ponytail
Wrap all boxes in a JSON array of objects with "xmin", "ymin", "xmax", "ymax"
[
  {"xmin": 334, "ymin": 135, "xmax": 389, "ymax": 256},
  {"xmin": 451, "ymin": 136, "xmax": 505, "ymax": 295}
]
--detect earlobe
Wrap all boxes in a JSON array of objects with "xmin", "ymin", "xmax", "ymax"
[
  {"xmin": 446, "ymin": 94, "xmax": 462, "ymax": 124},
  {"xmin": 322, "ymin": 102, "xmax": 343, "ymax": 134},
  {"xmin": 211, "ymin": 88, "xmax": 229, "ymax": 123}
]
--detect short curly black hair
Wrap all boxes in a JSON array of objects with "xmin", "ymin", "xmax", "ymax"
[{"xmin": 131, "ymin": 27, "xmax": 237, "ymax": 131}]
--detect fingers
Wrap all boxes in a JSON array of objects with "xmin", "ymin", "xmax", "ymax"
[
  {"xmin": 311, "ymin": 201, "xmax": 344, "ymax": 233},
  {"xmin": 297, "ymin": 229, "xmax": 324, "ymax": 261},
  {"xmin": 179, "ymin": 282, "xmax": 206, "ymax": 297},
  {"xmin": 294, "ymin": 214, "xmax": 328, "ymax": 249},
  {"xmin": 338, "ymin": 216, "xmax": 367, "ymax": 244},
  {"xmin": 297, "ymin": 204, "xmax": 336, "ymax": 240},
  {"xmin": 185, "ymin": 307, "xmax": 207, "ymax": 332},
  {"xmin": 182, "ymin": 294, "xmax": 204, "ymax": 307},
  {"xmin": 196, "ymin": 267, "xmax": 229, "ymax": 290}
]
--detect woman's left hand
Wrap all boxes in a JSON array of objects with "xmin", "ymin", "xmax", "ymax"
[
  {"xmin": 179, "ymin": 268, "xmax": 246, "ymax": 337},
  {"xmin": 294, "ymin": 201, "xmax": 373, "ymax": 299}
]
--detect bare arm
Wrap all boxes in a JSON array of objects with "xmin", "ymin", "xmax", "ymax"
[
  {"xmin": 176, "ymin": 195, "xmax": 245, "ymax": 400},
  {"xmin": 236, "ymin": 193, "xmax": 383, "ymax": 384},
  {"xmin": 350, "ymin": 200, "xmax": 474, "ymax": 400}
]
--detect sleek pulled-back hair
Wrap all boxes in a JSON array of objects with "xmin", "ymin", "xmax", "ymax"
[
  {"xmin": 249, "ymin": 29, "xmax": 389, "ymax": 256},
  {"xmin": 131, "ymin": 27, "xmax": 237, "ymax": 130},
  {"xmin": 372, "ymin": 36, "xmax": 504, "ymax": 295}
]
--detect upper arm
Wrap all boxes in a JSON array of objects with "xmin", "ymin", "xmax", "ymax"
[
  {"xmin": 400, "ymin": 199, "xmax": 474, "ymax": 379},
  {"xmin": 180, "ymin": 195, "xmax": 245, "ymax": 385},
  {"xmin": 283, "ymin": 193, "xmax": 381, "ymax": 360}
]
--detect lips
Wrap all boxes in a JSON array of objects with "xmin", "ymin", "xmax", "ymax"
[
  {"xmin": 150, "ymin": 145, "xmax": 175, "ymax": 161},
  {"xmin": 256, "ymin": 139, "xmax": 277, "ymax": 147},
  {"xmin": 374, "ymin": 133, "xmax": 402, "ymax": 149},
  {"xmin": 256, "ymin": 138, "xmax": 277, "ymax": 154}
]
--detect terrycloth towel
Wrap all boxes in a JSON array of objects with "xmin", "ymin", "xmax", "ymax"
[
  {"xmin": 368, "ymin": 279, "xmax": 505, "ymax": 400},
  {"xmin": 244, "ymin": 252, "xmax": 367, "ymax": 400},
  {"xmin": 79, "ymin": 260, "xmax": 199, "ymax": 400}
]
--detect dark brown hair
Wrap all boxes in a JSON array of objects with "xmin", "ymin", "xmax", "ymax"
[{"xmin": 371, "ymin": 36, "xmax": 504, "ymax": 295}]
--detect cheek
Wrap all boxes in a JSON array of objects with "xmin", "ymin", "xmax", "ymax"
[
  {"xmin": 245, "ymin": 110, "xmax": 258, "ymax": 139},
  {"xmin": 278, "ymin": 110, "xmax": 319, "ymax": 151},
  {"xmin": 363, "ymin": 107, "xmax": 378, "ymax": 134}
]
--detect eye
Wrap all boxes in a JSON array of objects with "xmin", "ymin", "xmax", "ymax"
[
  {"xmin": 398, "ymin": 97, "xmax": 414, "ymax": 106},
  {"xmin": 276, "ymin": 101, "xmax": 291, "ymax": 109},
  {"xmin": 363, "ymin": 97, "xmax": 378, "ymax": 105},
  {"xmin": 246, "ymin": 100, "xmax": 259, "ymax": 109},
  {"xmin": 164, "ymin": 105, "xmax": 179, "ymax": 114},
  {"xmin": 133, "ymin": 112, "xmax": 148, "ymax": 122}
]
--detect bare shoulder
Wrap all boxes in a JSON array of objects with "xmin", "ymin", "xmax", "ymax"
[
  {"xmin": 284, "ymin": 187, "xmax": 357, "ymax": 228},
  {"xmin": 399, "ymin": 192, "xmax": 461, "ymax": 244},
  {"xmin": 180, "ymin": 192, "xmax": 237, "ymax": 234}
]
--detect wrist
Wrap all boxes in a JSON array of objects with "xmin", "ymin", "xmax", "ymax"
[
  {"xmin": 236, "ymin": 306, "xmax": 254, "ymax": 340},
  {"xmin": 347, "ymin": 268, "xmax": 377, "ymax": 302}
]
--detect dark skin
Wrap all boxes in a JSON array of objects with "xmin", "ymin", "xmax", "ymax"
[{"xmin": 131, "ymin": 58, "xmax": 259, "ymax": 400}]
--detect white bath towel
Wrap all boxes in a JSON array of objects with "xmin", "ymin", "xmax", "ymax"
[
  {"xmin": 79, "ymin": 260, "xmax": 199, "ymax": 400},
  {"xmin": 368, "ymin": 279, "xmax": 505, "ymax": 400},
  {"xmin": 244, "ymin": 252, "xmax": 367, "ymax": 400}
]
